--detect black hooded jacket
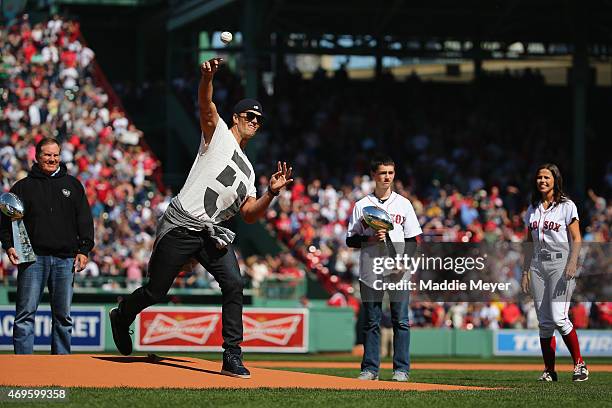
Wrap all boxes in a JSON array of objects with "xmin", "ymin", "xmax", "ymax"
[{"xmin": 0, "ymin": 163, "xmax": 94, "ymax": 258}]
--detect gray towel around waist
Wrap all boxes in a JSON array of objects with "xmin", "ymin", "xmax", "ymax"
[{"xmin": 154, "ymin": 197, "xmax": 236, "ymax": 250}]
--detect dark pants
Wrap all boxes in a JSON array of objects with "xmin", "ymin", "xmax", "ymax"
[
  {"xmin": 120, "ymin": 227, "xmax": 244, "ymax": 351},
  {"xmin": 360, "ymin": 281, "xmax": 410, "ymax": 374}
]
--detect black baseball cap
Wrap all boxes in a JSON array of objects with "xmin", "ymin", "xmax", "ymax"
[{"xmin": 233, "ymin": 98, "xmax": 264, "ymax": 117}]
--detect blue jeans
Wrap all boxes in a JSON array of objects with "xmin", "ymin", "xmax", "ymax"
[
  {"xmin": 360, "ymin": 281, "xmax": 410, "ymax": 374},
  {"xmin": 14, "ymin": 256, "xmax": 74, "ymax": 354}
]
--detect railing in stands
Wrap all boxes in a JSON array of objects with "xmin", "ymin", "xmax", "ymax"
[
  {"xmin": 265, "ymin": 212, "xmax": 360, "ymax": 312},
  {"xmin": 0, "ymin": 273, "xmax": 302, "ymax": 299}
]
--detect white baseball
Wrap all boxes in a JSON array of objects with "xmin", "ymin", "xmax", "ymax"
[{"xmin": 220, "ymin": 31, "xmax": 233, "ymax": 44}]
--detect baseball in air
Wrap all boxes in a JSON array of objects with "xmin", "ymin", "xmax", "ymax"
[{"xmin": 220, "ymin": 31, "xmax": 233, "ymax": 44}]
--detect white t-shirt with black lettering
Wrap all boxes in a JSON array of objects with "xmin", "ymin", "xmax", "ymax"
[{"xmin": 177, "ymin": 118, "xmax": 257, "ymax": 224}]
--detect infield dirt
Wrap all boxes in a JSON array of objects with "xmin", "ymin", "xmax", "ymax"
[{"xmin": 1, "ymin": 354, "xmax": 496, "ymax": 391}]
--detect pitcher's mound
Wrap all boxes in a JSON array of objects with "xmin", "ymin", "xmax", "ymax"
[{"xmin": 0, "ymin": 354, "xmax": 493, "ymax": 391}]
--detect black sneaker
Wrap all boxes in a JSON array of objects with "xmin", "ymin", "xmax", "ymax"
[
  {"xmin": 572, "ymin": 362, "xmax": 589, "ymax": 382},
  {"xmin": 109, "ymin": 307, "xmax": 133, "ymax": 356},
  {"xmin": 221, "ymin": 351, "xmax": 251, "ymax": 379}
]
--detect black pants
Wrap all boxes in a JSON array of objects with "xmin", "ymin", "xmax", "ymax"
[{"xmin": 120, "ymin": 227, "xmax": 244, "ymax": 351}]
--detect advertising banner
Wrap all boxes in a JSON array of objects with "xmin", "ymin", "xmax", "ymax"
[
  {"xmin": 494, "ymin": 329, "xmax": 612, "ymax": 356},
  {"xmin": 135, "ymin": 307, "xmax": 308, "ymax": 353},
  {"xmin": 0, "ymin": 306, "xmax": 105, "ymax": 351}
]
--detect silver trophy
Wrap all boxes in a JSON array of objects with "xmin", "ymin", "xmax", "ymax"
[
  {"xmin": 363, "ymin": 206, "xmax": 394, "ymax": 240},
  {"xmin": 362, "ymin": 205, "xmax": 397, "ymax": 255},
  {"xmin": 0, "ymin": 192, "xmax": 36, "ymax": 264}
]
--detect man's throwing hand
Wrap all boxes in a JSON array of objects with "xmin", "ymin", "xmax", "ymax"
[{"xmin": 200, "ymin": 57, "xmax": 223, "ymax": 77}]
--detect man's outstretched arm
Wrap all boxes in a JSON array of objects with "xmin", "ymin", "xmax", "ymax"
[{"xmin": 199, "ymin": 57, "xmax": 223, "ymax": 144}]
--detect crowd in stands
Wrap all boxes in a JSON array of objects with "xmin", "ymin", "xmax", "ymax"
[
  {"xmin": 264, "ymin": 175, "xmax": 610, "ymax": 277},
  {"xmin": 0, "ymin": 14, "xmax": 160, "ymax": 285},
  {"xmin": 1, "ymin": 15, "xmax": 610, "ymax": 329},
  {"xmin": 407, "ymin": 300, "xmax": 612, "ymax": 330}
]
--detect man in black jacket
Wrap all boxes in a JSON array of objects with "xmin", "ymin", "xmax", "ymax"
[{"xmin": 0, "ymin": 138, "xmax": 94, "ymax": 354}]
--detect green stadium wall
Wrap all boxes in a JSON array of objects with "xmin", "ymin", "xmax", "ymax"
[
  {"xmin": 96, "ymin": 302, "xmax": 495, "ymax": 355},
  {"xmin": 2, "ymin": 297, "xmax": 609, "ymax": 356}
]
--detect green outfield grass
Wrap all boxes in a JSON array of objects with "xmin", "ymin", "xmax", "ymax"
[{"xmin": 6, "ymin": 364, "xmax": 612, "ymax": 407}]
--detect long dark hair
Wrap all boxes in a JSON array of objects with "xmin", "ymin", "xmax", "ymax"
[{"xmin": 530, "ymin": 163, "xmax": 568, "ymax": 207}]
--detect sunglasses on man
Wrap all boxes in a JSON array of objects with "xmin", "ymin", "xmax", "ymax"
[{"xmin": 239, "ymin": 111, "xmax": 264, "ymax": 125}]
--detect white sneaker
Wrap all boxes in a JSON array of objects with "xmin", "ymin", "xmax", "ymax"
[
  {"xmin": 391, "ymin": 371, "xmax": 409, "ymax": 382},
  {"xmin": 537, "ymin": 370, "xmax": 558, "ymax": 382},
  {"xmin": 572, "ymin": 362, "xmax": 589, "ymax": 382},
  {"xmin": 357, "ymin": 371, "xmax": 378, "ymax": 380}
]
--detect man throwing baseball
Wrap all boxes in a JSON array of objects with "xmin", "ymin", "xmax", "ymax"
[{"xmin": 109, "ymin": 57, "xmax": 293, "ymax": 379}]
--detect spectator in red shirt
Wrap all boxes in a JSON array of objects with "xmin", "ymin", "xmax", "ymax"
[
  {"xmin": 60, "ymin": 48, "xmax": 77, "ymax": 68},
  {"xmin": 22, "ymin": 41, "xmax": 36, "ymax": 63},
  {"xmin": 291, "ymin": 178, "xmax": 306, "ymax": 202},
  {"xmin": 570, "ymin": 302, "xmax": 589, "ymax": 329},
  {"xmin": 597, "ymin": 303, "xmax": 612, "ymax": 327},
  {"xmin": 278, "ymin": 253, "xmax": 304, "ymax": 280},
  {"xmin": 501, "ymin": 303, "xmax": 523, "ymax": 328}
]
